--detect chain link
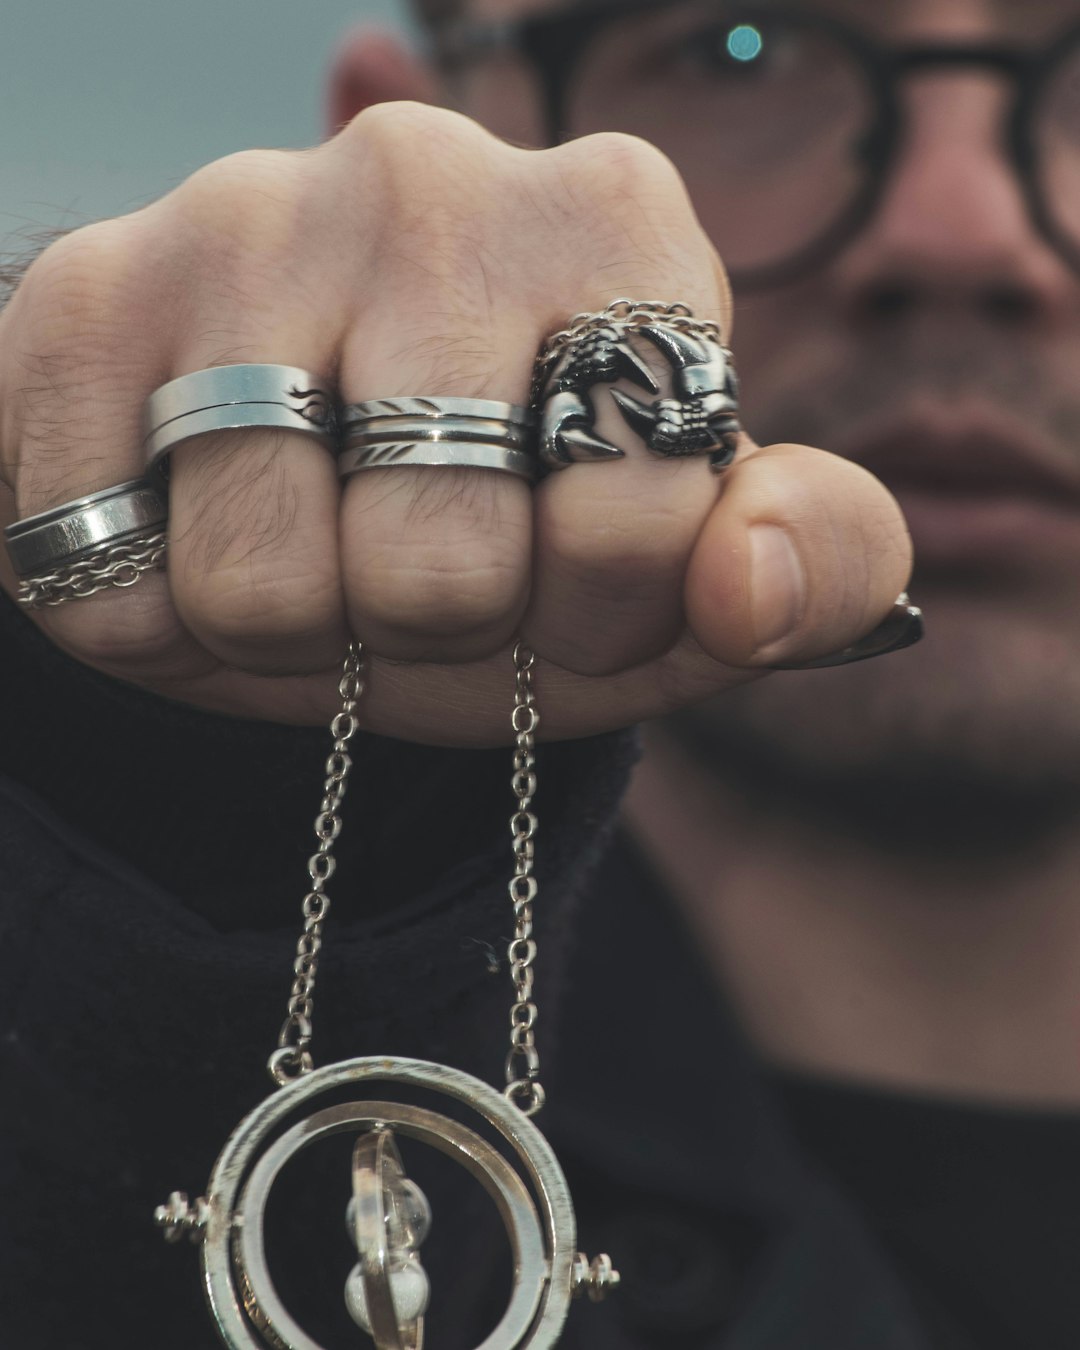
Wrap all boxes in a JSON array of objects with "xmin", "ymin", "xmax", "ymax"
[
  {"xmin": 530, "ymin": 297, "xmax": 723, "ymax": 404},
  {"xmin": 269, "ymin": 642, "xmax": 365, "ymax": 1086},
  {"xmin": 16, "ymin": 531, "xmax": 167, "ymax": 608},
  {"xmin": 269, "ymin": 639, "xmax": 547, "ymax": 1120},
  {"xmin": 504, "ymin": 640, "xmax": 545, "ymax": 1117}
]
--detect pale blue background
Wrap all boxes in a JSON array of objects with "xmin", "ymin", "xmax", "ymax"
[{"xmin": 0, "ymin": 1, "xmax": 413, "ymax": 240}]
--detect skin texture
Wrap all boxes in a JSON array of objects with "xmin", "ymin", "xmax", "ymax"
[
  {"xmin": 0, "ymin": 101, "xmax": 909, "ymax": 743},
  {"xmin": 4, "ymin": 0, "xmax": 1071, "ymax": 1103},
  {"xmin": 324, "ymin": 0, "xmax": 1080, "ymax": 1103}
]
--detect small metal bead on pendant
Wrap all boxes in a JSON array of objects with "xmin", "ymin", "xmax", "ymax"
[
  {"xmin": 572, "ymin": 1252, "xmax": 621, "ymax": 1303},
  {"xmin": 153, "ymin": 1191, "xmax": 209, "ymax": 1245}
]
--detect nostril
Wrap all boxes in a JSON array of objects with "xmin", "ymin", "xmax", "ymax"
[
  {"xmin": 981, "ymin": 283, "xmax": 1037, "ymax": 322},
  {"xmin": 857, "ymin": 280, "xmax": 919, "ymax": 322},
  {"xmin": 852, "ymin": 280, "xmax": 1039, "ymax": 325}
]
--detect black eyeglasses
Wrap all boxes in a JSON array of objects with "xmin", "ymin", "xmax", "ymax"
[{"xmin": 439, "ymin": 0, "xmax": 1080, "ymax": 289}]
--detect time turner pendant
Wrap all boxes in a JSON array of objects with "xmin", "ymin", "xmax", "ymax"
[
  {"xmin": 155, "ymin": 1057, "xmax": 615, "ymax": 1349},
  {"xmin": 152, "ymin": 643, "xmax": 618, "ymax": 1349}
]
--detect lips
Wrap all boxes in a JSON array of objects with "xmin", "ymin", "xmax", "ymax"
[{"xmin": 831, "ymin": 403, "xmax": 1080, "ymax": 569}]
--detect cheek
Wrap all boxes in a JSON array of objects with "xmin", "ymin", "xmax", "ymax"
[{"xmin": 723, "ymin": 283, "xmax": 838, "ymax": 416}]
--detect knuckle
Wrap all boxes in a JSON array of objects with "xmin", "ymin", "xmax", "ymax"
[
  {"xmin": 327, "ymin": 104, "xmax": 518, "ymax": 331},
  {"xmin": 536, "ymin": 133, "xmax": 713, "ymax": 303},
  {"xmin": 334, "ymin": 102, "xmax": 517, "ymax": 250},
  {"xmin": 183, "ymin": 561, "xmax": 341, "ymax": 650},
  {"xmin": 551, "ymin": 501, "xmax": 693, "ymax": 571},
  {"xmin": 166, "ymin": 148, "xmax": 305, "ymax": 258},
  {"xmin": 48, "ymin": 584, "xmax": 181, "ymax": 673},
  {"xmin": 344, "ymin": 470, "xmax": 530, "ymax": 645},
  {"xmin": 177, "ymin": 147, "xmax": 299, "ymax": 202},
  {"xmin": 173, "ymin": 463, "xmax": 341, "ymax": 648},
  {"xmin": 358, "ymin": 547, "xmax": 524, "ymax": 639},
  {"xmin": 13, "ymin": 218, "xmax": 145, "ymax": 343},
  {"xmin": 552, "ymin": 130, "xmax": 686, "ymax": 202},
  {"xmin": 345, "ymin": 104, "xmax": 503, "ymax": 254},
  {"xmin": 339, "ymin": 100, "xmax": 495, "ymax": 170}
]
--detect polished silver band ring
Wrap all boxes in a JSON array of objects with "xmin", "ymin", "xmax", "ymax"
[
  {"xmin": 143, "ymin": 364, "xmax": 337, "ymax": 476},
  {"xmin": 338, "ymin": 397, "xmax": 539, "ymax": 482},
  {"xmin": 4, "ymin": 478, "xmax": 167, "ymax": 578}
]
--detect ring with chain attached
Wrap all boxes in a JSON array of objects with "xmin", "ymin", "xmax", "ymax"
[
  {"xmin": 5, "ymin": 479, "xmax": 168, "ymax": 608},
  {"xmin": 532, "ymin": 298, "xmax": 740, "ymax": 473}
]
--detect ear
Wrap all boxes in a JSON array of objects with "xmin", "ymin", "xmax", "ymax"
[{"xmin": 326, "ymin": 27, "xmax": 441, "ymax": 136}]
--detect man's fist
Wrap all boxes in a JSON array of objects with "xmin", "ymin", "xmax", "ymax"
[{"xmin": 0, "ymin": 102, "xmax": 912, "ymax": 743}]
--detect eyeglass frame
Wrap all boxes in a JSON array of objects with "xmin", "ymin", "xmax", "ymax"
[{"xmin": 437, "ymin": 0, "xmax": 1080, "ymax": 289}]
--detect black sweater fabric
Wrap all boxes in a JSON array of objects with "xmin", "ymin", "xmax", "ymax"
[{"xmin": 1, "ymin": 592, "xmax": 1077, "ymax": 1349}]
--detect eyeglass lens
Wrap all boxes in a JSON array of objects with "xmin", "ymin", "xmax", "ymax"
[
  {"xmin": 555, "ymin": 1, "xmax": 1080, "ymax": 281},
  {"xmin": 1037, "ymin": 43, "xmax": 1080, "ymax": 258}
]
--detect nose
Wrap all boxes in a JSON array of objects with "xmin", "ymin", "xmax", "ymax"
[{"xmin": 837, "ymin": 73, "xmax": 1073, "ymax": 326}]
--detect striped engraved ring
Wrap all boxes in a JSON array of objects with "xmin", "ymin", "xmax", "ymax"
[{"xmin": 338, "ymin": 398, "xmax": 539, "ymax": 482}]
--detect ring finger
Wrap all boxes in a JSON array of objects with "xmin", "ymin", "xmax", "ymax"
[{"xmin": 164, "ymin": 347, "xmax": 348, "ymax": 677}]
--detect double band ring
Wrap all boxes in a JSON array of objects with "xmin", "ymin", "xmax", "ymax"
[
  {"xmin": 339, "ymin": 398, "xmax": 539, "ymax": 482},
  {"xmin": 5, "ymin": 479, "xmax": 167, "ymax": 579},
  {"xmin": 143, "ymin": 364, "xmax": 338, "ymax": 477},
  {"xmin": 5, "ymin": 479, "xmax": 169, "ymax": 608}
]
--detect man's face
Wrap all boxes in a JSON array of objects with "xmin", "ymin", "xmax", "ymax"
[{"xmin": 455, "ymin": 0, "xmax": 1080, "ymax": 802}]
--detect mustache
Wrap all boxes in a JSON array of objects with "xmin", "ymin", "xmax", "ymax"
[{"xmin": 746, "ymin": 326, "xmax": 1080, "ymax": 454}]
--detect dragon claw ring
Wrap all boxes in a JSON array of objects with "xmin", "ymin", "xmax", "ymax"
[{"xmin": 532, "ymin": 300, "xmax": 740, "ymax": 472}]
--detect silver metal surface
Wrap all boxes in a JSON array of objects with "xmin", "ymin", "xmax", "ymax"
[
  {"xmin": 343, "ymin": 397, "xmax": 535, "ymax": 427},
  {"xmin": 339, "ymin": 397, "xmax": 538, "ymax": 481},
  {"xmin": 196, "ymin": 1057, "xmax": 576, "ymax": 1350},
  {"xmin": 16, "ymin": 530, "xmax": 167, "ymax": 608},
  {"xmin": 338, "ymin": 442, "xmax": 538, "ymax": 479},
  {"xmin": 505, "ymin": 643, "xmax": 544, "ymax": 1116},
  {"xmin": 145, "ymin": 363, "xmax": 335, "ymax": 431},
  {"xmin": 143, "ymin": 364, "xmax": 336, "ymax": 473},
  {"xmin": 4, "ymin": 479, "xmax": 166, "ymax": 577},
  {"xmin": 271, "ymin": 645, "xmax": 365, "ymax": 1085},
  {"xmin": 533, "ymin": 299, "xmax": 740, "ymax": 472},
  {"xmin": 345, "ymin": 418, "xmax": 533, "ymax": 449}
]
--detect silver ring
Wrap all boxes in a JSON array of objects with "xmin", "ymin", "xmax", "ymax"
[
  {"xmin": 4, "ymin": 479, "xmax": 167, "ymax": 578},
  {"xmin": 143, "ymin": 364, "xmax": 337, "ymax": 475},
  {"xmin": 339, "ymin": 397, "xmax": 539, "ymax": 482},
  {"xmin": 533, "ymin": 299, "xmax": 740, "ymax": 473}
]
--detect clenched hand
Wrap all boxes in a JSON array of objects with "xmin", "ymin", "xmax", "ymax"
[{"xmin": 0, "ymin": 104, "xmax": 912, "ymax": 743}]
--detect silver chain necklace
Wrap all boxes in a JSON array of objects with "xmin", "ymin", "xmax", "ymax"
[{"xmin": 154, "ymin": 643, "xmax": 618, "ymax": 1350}]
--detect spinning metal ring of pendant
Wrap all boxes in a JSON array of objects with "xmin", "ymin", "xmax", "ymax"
[{"xmin": 192, "ymin": 1057, "xmax": 577, "ymax": 1350}]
